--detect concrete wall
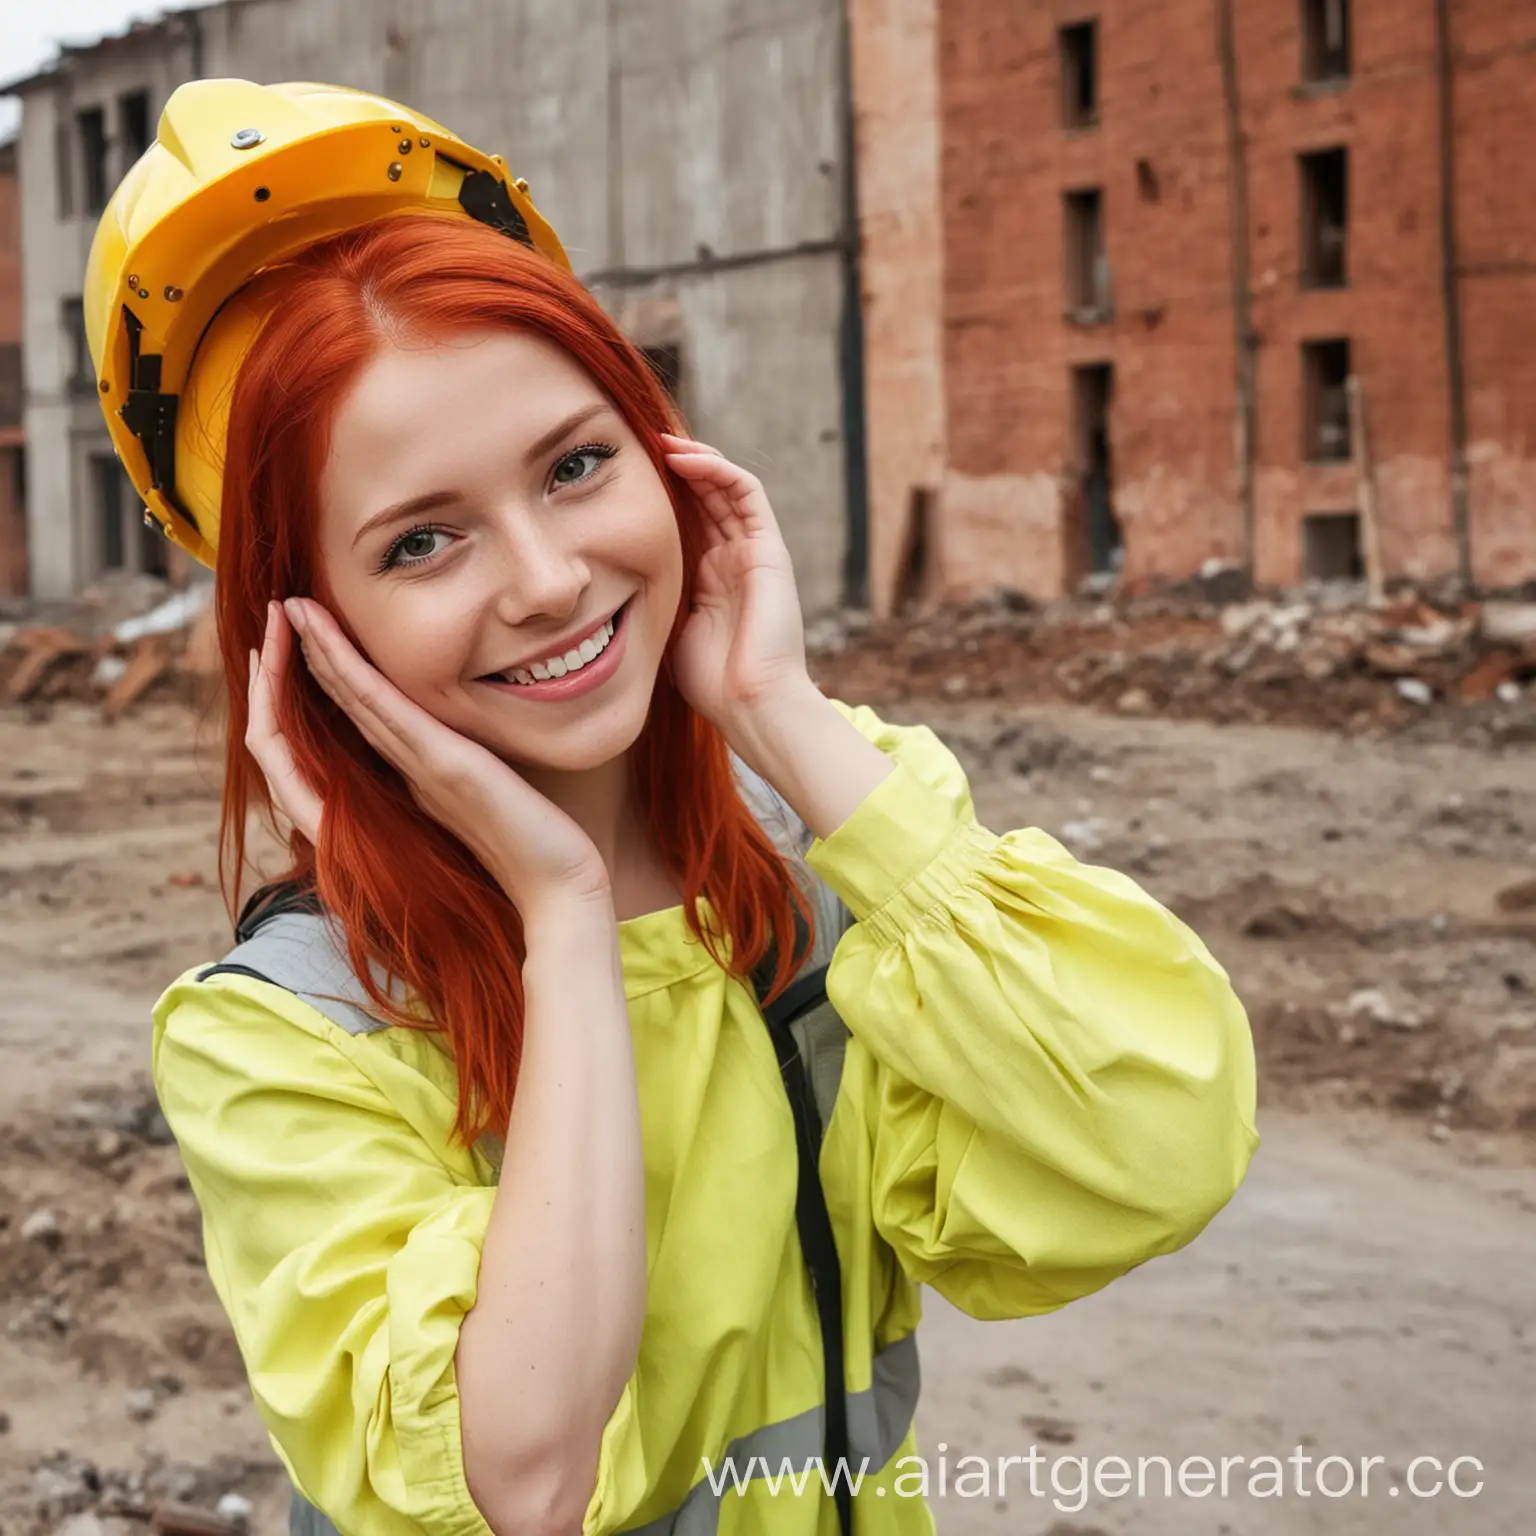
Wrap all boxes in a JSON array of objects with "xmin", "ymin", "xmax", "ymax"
[
  {"xmin": 13, "ymin": 0, "xmax": 855, "ymax": 612},
  {"xmin": 899, "ymin": 0, "xmax": 1536, "ymax": 601}
]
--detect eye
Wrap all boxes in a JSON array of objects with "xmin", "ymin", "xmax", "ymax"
[
  {"xmin": 380, "ymin": 524, "xmax": 453, "ymax": 572},
  {"xmin": 551, "ymin": 442, "xmax": 618, "ymax": 489}
]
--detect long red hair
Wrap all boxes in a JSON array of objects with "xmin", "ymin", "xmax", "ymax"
[{"xmin": 215, "ymin": 213, "xmax": 814, "ymax": 1144}]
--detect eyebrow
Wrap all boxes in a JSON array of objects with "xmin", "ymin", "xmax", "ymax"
[
  {"xmin": 351, "ymin": 402, "xmax": 617, "ymax": 549},
  {"xmin": 522, "ymin": 401, "xmax": 613, "ymax": 468},
  {"xmin": 352, "ymin": 489, "xmax": 464, "ymax": 549}
]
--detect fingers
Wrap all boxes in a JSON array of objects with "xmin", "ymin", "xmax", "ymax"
[
  {"xmin": 282, "ymin": 597, "xmax": 439, "ymax": 778},
  {"xmin": 246, "ymin": 602, "xmax": 324, "ymax": 843},
  {"xmin": 659, "ymin": 431, "xmax": 722, "ymax": 458},
  {"xmin": 662, "ymin": 441, "xmax": 776, "ymax": 543}
]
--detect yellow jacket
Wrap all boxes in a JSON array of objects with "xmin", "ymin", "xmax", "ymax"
[{"xmin": 152, "ymin": 701, "xmax": 1258, "ymax": 1536}]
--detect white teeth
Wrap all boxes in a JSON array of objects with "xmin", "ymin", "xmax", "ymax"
[{"xmin": 495, "ymin": 608, "xmax": 622, "ymax": 686}]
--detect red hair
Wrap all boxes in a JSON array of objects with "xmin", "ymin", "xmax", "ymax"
[{"xmin": 215, "ymin": 213, "xmax": 813, "ymax": 1144}]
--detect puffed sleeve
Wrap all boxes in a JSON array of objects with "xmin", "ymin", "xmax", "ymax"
[
  {"xmin": 807, "ymin": 701, "xmax": 1259, "ymax": 1321},
  {"xmin": 151, "ymin": 972, "xmax": 499, "ymax": 1536}
]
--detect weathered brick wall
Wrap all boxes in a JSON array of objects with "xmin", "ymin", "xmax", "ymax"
[
  {"xmin": 1241, "ymin": 0, "xmax": 1456, "ymax": 587},
  {"xmin": 899, "ymin": 0, "xmax": 1536, "ymax": 600},
  {"xmin": 847, "ymin": 0, "xmax": 947, "ymax": 617},
  {"xmin": 1454, "ymin": 0, "xmax": 1536, "ymax": 589},
  {"xmin": 0, "ymin": 150, "xmax": 20, "ymax": 345}
]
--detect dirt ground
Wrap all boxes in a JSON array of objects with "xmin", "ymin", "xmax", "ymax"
[{"xmin": 0, "ymin": 692, "xmax": 1532, "ymax": 1534}]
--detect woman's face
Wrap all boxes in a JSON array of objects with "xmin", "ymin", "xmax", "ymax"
[{"xmin": 315, "ymin": 328, "xmax": 684, "ymax": 774}]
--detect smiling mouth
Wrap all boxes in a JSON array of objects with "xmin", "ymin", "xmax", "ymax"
[{"xmin": 479, "ymin": 602, "xmax": 629, "ymax": 686}]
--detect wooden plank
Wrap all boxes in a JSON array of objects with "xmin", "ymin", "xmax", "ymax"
[{"xmin": 102, "ymin": 635, "xmax": 171, "ymax": 719}]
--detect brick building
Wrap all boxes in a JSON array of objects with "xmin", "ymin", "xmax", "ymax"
[
  {"xmin": 0, "ymin": 137, "xmax": 24, "ymax": 597},
  {"xmin": 853, "ymin": 0, "xmax": 1536, "ymax": 612}
]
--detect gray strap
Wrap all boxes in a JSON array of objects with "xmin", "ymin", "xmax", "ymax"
[
  {"xmin": 730, "ymin": 751, "xmax": 854, "ymax": 962},
  {"xmin": 198, "ymin": 911, "xmax": 405, "ymax": 1038}
]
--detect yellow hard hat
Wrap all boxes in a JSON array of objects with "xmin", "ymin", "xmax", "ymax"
[{"xmin": 84, "ymin": 79, "xmax": 570, "ymax": 568}]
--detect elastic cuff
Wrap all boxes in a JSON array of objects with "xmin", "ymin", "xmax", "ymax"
[{"xmin": 805, "ymin": 760, "xmax": 998, "ymax": 940}]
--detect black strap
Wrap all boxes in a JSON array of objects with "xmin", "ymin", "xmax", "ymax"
[
  {"xmin": 235, "ymin": 879, "xmax": 322, "ymax": 942},
  {"xmin": 751, "ymin": 912, "xmax": 853, "ymax": 1536},
  {"xmin": 115, "ymin": 307, "xmax": 201, "ymax": 534}
]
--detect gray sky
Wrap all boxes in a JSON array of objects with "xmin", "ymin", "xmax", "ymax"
[{"xmin": 0, "ymin": 0, "xmax": 168, "ymax": 136}]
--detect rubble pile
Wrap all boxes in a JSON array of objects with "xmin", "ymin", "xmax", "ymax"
[
  {"xmin": 0, "ymin": 1087, "xmax": 286, "ymax": 1535},
  {"xmin": 5, "ymin": 575, "xmax": 1535, "ymax": 741},
  {"xmin": 14, "ymin": 1450, "xmax": 271, "ymax": 1536},
  {"xmin": 0, "ymin": 582, "xmax": 218, "ymax": 719},
  {"xmin": 808, "ymin": 584, "xmax": 1536, "ymax": 739}
]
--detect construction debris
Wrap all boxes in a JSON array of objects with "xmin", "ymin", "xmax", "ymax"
[
  {"xmin": 0, "ymin": 583, "xmax": 217, "ymax": 716},
  {"xmin": 809, "ymin": 585, "xmax": 1536, "ymax": 740},
  {"xmin": 4, "ymin": 575, "xmax": 1533, "ymax": 739},
  {"xmin": 151, "ymin": 1499, "xmax": 246, "ymax": 1536}
]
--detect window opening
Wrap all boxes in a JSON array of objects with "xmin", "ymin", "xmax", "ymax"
[
  {"xmin": 1060, "ymin": 22, "xmax": 1099, "ymax": 129},
  {"xmin": 1064, "ymin": 189, "xmax": 1111, "ymax": 321},
  {"xmin": 1303, "ymin": 338, "xmax": 1352, "ymax": 461},
  {"xmin": 1300, "ymin": 147, "xmax": 1348, "ymax": 289}
]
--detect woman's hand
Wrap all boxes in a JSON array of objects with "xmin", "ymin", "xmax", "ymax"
[
  {"xmin": 663, "ymin": 434, "xmax": 812, "ymax": 729},
  {"xmin": 245, "ymin": 599, "xmax": 612, "ymax": 916}
]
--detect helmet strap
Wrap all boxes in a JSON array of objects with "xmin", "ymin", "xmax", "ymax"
[{"xmin": 119, "ymin": 308, "xmax": 200, "ymax": 534}]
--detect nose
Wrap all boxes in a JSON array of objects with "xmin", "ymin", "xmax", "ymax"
[{"xmin": 489, "ymin": 511, "xmax": 591, "ymax": 627}]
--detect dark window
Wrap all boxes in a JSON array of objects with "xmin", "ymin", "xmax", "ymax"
[
  {"xmin": 1303, "ymin": 512, "xmax": 1363, "ymax": 579},
  {"xmin": 119, "ymin": 90, "xmax": 153, "ymax": 167},
  {"xmin": 1300, "ymin": 147, "xmax": 1348, "ymax": 289},
  {"xmin": 54, "ymin": 121, "xmax": 74, "ymax": 219},
  {"xmin": 62, "ymin": 298, "xmax": 93, "ymax": 394},
  {"xmin": 92, "ymin": 455, "xmax": 126, "ymax": 570},
  {"xmin": 0, "ymin": 342, "xmax": 21, "ymax": 430},
  {"xmin": 1302, "ymin": 338, "xmax": 1352, "ymax": 462},
  {"xmin": 1064, "ymin": 188, "xmax": 1111, "ymax": 320},
  {"xmin": 77, "ymin": 107, "xmax": 109, "ymax": 215},
  {"xmin": 1071, "ymin": 364, "xmax": 1122, "ymax": 583},
  {"xmin": 1302, "ymin": 0, "xmax": 1351, "ymax": 83},
  {"xmin": 1060, "ymin": 21, "xmax": 1099, "ymax": 130}
]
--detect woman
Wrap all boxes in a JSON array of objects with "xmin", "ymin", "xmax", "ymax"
[{"xmin": 91, "ymin": 81, "xmax": 1259, "ymax": 1536}]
